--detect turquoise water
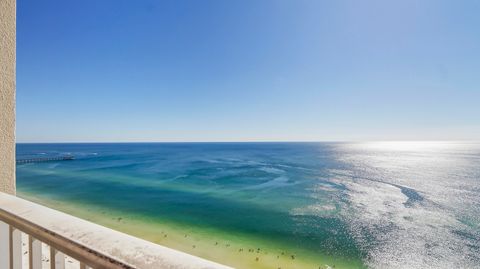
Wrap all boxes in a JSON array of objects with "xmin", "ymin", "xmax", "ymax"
[{"xmin": 16, "ymin": 142, "xmax": 480, "ymax": 268}]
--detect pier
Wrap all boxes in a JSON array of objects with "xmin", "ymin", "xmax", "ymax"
[{"xmin": 16, "ymin": 155, "xmax": 75, "ymax": 164}]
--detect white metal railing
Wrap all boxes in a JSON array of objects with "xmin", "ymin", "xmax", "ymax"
[
  {"xmin": 0, "ymin": 209, "xmax": 131, "ymax": 269},
  {"xmin": 0, "ymin": 192, "xmax": 233, "ymax": 269}
]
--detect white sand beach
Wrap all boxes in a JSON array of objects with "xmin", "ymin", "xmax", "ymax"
[{"xmin": 20, "ymin": 233, "xmax": 79, "ymax": 269}]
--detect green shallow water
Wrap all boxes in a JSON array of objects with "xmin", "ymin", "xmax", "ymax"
[
  {"xmin": 16, "ymin": 142, "xmax": 480, "ymax": 268},
  {"xmin": 18, "ymin": 191, "xmax": 361, "ymax": 269}
]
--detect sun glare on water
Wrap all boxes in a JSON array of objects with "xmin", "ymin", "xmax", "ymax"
[{"xmin": 358, "ymin": 141, "xmax": 461, "ymax": 152}]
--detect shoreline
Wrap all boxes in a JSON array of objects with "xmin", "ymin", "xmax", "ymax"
[{"xmin": 18, "ymin": 191, "xmax": 365, "ymax": 269}]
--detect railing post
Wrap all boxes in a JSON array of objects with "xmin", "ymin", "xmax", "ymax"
[
  {"xmin": 9, "ymin": 227, "xmax": 21, "ymax": 269},
  {"xmin": 50, "ymin": 247, "xmax": 65, "ymax": 269},
  {"xmin": 0, "ymin": 221, "xmax": 9, "ymax": 269},
  {"xmin": 80, "ymin": 263, "xmax": 93, "ymax": 269},
  {"xmin": 29, "ymin": 235, "xmax": 42, "ymax": 269}
]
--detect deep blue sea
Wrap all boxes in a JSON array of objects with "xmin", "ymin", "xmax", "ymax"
[{"xmin": 16, "ymin": 142, "xmax": 480, "ymax": 268}]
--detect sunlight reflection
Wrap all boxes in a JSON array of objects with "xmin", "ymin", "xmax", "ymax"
[{"xmin": 358, "ymin": 141, "xmax": 459, "ymax": 152}]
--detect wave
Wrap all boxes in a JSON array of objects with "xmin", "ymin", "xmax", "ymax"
[
  {"xmin": 247, "ymin": 176, "xmax": 293, "ymax": 190},
  {"xmin": 258, "ymin": 166, "xmax": 285, "ymax": 175}
]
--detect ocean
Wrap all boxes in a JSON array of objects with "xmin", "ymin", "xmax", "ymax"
[{"xmin": 16, "ymin": 142, "xmax": 480, "ymax": 269}]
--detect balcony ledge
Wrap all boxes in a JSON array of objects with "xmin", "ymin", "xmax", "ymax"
[{"xmin": 0, "ymin": 192, "xmax": 233, "ymax": 269}]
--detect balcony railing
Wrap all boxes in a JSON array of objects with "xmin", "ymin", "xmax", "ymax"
[{"xmin": 0, "ymin": 192, "xmax": 233, "ymax": 269}]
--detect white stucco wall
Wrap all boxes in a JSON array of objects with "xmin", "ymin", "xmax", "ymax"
[{"xmin": 0, "ymin": 0, "xmax": 16, "ymax": 194}]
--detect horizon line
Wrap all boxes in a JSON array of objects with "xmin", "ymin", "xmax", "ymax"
[{"xmin": 15, "ymin": 139, "xmax": 479, "ymax": 144}]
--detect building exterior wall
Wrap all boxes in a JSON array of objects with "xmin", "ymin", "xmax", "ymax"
[{"xmin": 0, "ymin": 0, "xmax": 16, "ymax": 194}]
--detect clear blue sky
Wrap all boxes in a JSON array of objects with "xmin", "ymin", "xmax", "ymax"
[{"xmin": 17, "ymin": 0, "xmax": 480, "ymax": 142}]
